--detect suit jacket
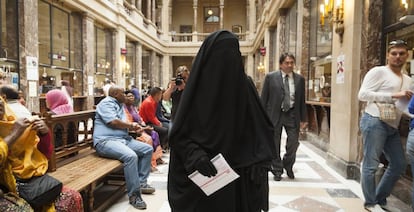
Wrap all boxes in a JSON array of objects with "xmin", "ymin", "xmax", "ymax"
[{"xmin": 261, "ymin": 70, "xmax": 307, "ymax": 127}]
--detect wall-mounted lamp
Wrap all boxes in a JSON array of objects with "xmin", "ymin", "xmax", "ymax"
[
  {"xmin": 319, "ymin": 0, "xmax": 344, "ymax": 43},
  {"xmin": 207, "ymin": 8, "xmax": 213, "ymax": 16},
  {"xmin": 402, "ymin": 0, "xmax": 409, "ymax": 11},
  {"xmin": 257, "ymin": 62, "xmax": 265, "ymax": 74}
]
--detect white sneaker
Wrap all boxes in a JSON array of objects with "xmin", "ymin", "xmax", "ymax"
[
  {"xmin": 365, "ymin": 204, "xmax": 386, "ymax": 212},
  {"xmin": 379, "ymin": 204, "xmax": 401, "ymax": 212}
]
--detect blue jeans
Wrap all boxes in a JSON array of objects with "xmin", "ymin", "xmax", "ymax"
[
  {"xmin": 94, "ymin": 136, "xmax": 153, "ymax": 197},
  {"xmin": 360, "ymin": 113, "xmax": 406, "ymax": 207},
  {"xmin": 407, "ymin": 129, "xmax": 414, "ymax": 210}
]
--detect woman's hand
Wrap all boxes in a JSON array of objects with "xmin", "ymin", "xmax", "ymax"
[
  {"xmin": 31, "ymin": 119, "xmax": 49, "ymax": 136},
  {"xmin": 6, "ymin": 118, "xmax": 31, "ymax": 146}
]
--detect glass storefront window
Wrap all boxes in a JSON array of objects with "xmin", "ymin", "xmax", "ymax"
[
  {"xmin": 38, "ymin": 66, "xmax": 81, "ymax": 96},
  {"xmin": 38, "ymin": 0, "xmax": 83, "ymax": 96},
  {"xmin": 52, "ymin": 8, "xmax": 70, "ymax": 68},
  {"xmin": 0, "ymin": 0, "xmax": 18, "ymax": 88},
  {"xmin": 95, "ymin": 26, "xmax": 113, "ymax": 96},
  {"xmin": 70, "ymin": 13, "xmax": 83, "ymax": 70},
  {"xmin": 307, "ymin": 0, "xmax": 333, "ymax": 103},
  {"xmin": 38, "ymin": 1, "xmax": 51, "ymax": 65}
]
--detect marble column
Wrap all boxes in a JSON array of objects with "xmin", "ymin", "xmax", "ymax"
[
  {"xmin": 135, "ymin": 42, "xmax": 143, "ymax": 92},
  {"xmin": 193, "ymin": 0, "xmax": 198, "ymax": 33},
  {"xmin": 161, "ymin": 0, "xmax": 169, "ymax": 36},
  {"xmin": 18, "ymin": 0, "xmax": 39, "ymax": 112},
  {"xmin": 152, "ymin": 0, "xmax": 156, "ymax": 23},
  {"xmin": 246, "ymin": 54, "xmax": 254, "ymax": 78},
  {"xmin": 219, "ymin": 0, "xmax": 224, "ymax": 29},
  {"xmin": 150, "ymin": 50, "xmax": 156, "ymax": 86},
  {"xmin": 248, "ymin": 0, "xmax": 256, "ymax": 40},
  {"xmin": 276, "ymin": 8, "xmax": 288, "ymax": 64},
  {"xmin": 147, "ymin": 0, "xmax": 151, "ymax": 21},
  {"xmin": 82, "ymin": 13, "xmax": 96, "ymax": 110},
  {"xmin": 327, "ymin": 0, "xmax": 365, "ymax": 180},
  {"xmin": 299, "ymin": 0, "xmax": 310, "ymax": 79},
  {"xmin": 137, "ymin": 0, "xmax": 142, "ymax": 11}
]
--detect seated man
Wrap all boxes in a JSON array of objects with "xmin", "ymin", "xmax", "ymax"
[{"xmin": 93, "ymin": 86, "xmax": 155, "ymax": 210}]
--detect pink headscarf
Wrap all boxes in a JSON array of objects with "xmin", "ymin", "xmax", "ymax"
[{"xmin": 45, "ymin": 89, "xmax": 74, "ymax": 115}]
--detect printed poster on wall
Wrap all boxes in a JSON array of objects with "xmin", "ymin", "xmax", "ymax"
[
  {"xmin": 336, "ymin": 54, "xmax": 345, "ymax": 84},
  {"xmin": 26, "ymin": 56, "xmax": 39, "ymax": 81}
]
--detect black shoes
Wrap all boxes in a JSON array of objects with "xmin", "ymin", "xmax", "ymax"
[
  {"xmin": 273, "ymin": 174, "xmax": 282, "ymax": 181},
  {"xmin": 129, "ymin": 194, "xmax": 147, "ymax": 210},
  {"xmin": 285, "ymin": 168, "xmax": 295, "ymax": 179}
]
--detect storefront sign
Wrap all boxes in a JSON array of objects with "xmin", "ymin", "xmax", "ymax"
[
  {"xmin": 336, "ymin": 54, "xmax": 345, "ymax": 84},
  {"xmin": 260, "ymin": 47, "xmax": 266, "ymax": 56},
  {"xmin": 26, "ymin": 56, "xmax": 38, "ymax": 81}
]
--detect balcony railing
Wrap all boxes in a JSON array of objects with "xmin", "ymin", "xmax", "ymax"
[{"xmin": 170, "ymin": 32, "xmax": 247, "ymax": 42}]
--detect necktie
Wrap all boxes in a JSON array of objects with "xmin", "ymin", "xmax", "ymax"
[{"xmin": 282, "ymin": 75, "xmax": 290, "ymax": 112}]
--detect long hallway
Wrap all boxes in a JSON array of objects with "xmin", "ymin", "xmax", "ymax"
[{"xmin": 106, "ymin": 139, "xmax": 411, "ymax": 212}]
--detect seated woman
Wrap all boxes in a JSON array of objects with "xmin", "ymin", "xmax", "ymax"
[
  {"xmin": 0, "ymin": 96, "xmax": 83, "ymax": 211},
  {"xmin": 124, "ymin": 90, "xmax": 164, "ymax": 171},
  {"xmin": 46, "ymin": 89, "xmax": 74, "ymax": 115}
]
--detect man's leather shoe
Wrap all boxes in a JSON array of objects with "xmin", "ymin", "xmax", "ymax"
[
  {"xmin": 285, "ymin": 168, "xmax": 295, "ymax": 179},
  {"xmin": 273, "ymin": 174, "xmax": 282, "ymax": 181}
]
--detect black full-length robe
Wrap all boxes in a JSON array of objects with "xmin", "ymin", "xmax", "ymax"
[{"xmin": 168, "ymin": 30, "xmax": 276, "ymax": 212}]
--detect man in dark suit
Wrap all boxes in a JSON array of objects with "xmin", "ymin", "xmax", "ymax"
[{"xmin": 261, "ymin": 52, "xmax": 307, "ymax": 181}]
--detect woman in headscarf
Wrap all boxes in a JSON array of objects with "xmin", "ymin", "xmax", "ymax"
[
  {"xmin": 46, "ymin": 89, "xmax": 74, "ymax": 115},
  {"xmin": 168, "ymin": 30, "xmax": 276, "ymax": 212},
  {"xmin": 124, "ymin": 90, "xmax": 164, "ymax": 172},
  {"xmin": 60, "ymin": 80, "xmax": 73, "ymax": 108},
  {"xmin": 0, "ymin": 97, "xmax": 83, "ymax": 211}
]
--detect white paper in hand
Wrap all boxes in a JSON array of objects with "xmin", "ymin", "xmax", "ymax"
[{"xmin": 188, "ymin": 153, "xmax": 239, "ymax": 196}]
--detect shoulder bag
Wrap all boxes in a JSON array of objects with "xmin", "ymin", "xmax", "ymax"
[{"xmin": 16, "ymin": 174, "xmax": 62, "ymax": 208}]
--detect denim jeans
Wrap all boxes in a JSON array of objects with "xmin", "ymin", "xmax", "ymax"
[
  {"xmin": 94, "ymin": 136, "xmax": 153, "ymax": 197},
  {"xmin": 407, "ymin": 129, "xmax": 414, "ymax": 210},
  {"xmin": 360, "ymin": 113, "xmax": 406, "ymax": 207}
]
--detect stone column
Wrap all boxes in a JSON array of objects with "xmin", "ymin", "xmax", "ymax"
[
  {"xmin": 162, "ymin": 55, "xmax": 171, "ymax": 87},
  {"xmin": 147, "ymin": 0, "xmax": 151, "ymax": 21},
  {"xmin": 248, "ymin": 0, "xmax": 256, "ymax": 40},
  {"xmin": 219, "ymin": 0, "xmax": 224, "ymax": 29},
  {"xmin": 149, "ymin": 50, "xmax": 156, "ymax": 86},
  {"xmin": 82, "ymin": 13, "xmax": 96, "ymax": 110},
  {"xmin": 327, "ymin": 0, "xmax": 364, "ymax": 180},
  {"xmin": 161, "ymin": 0, "xmax": 169, "ymax": 36},
  {"xmin": 193, "ymin": 0, "xmax": 198, "ymax": 33},
  {"xmin": 136, "ymin": 42, "xmax": 143, "ymax": 92},
  {"xmin": 267, "ymin": 27, "xmax": 276, "ymax": 72},
  {"xmin": 115, "ymin": 29, "xmax": 126, "ymax": 89},
  {"xmin": 152, "ymin": 0, "xmax": 156, "ymax": 23},
  {"xmin": 299, "ymin": 0, "xmax": 310, "ymax": 79},
  {"xmin": 137, "ymin": 0, "xmax": 142, "ymax": 11},
  {"xmin": 18, "ymin": 0, "xmax": 39, "ymax": 112},
  {"xmin": 246, "ymin": 54, "xmax": 254, "ymax": 78},
  {"xmin": 276, "ymin": 8, "xmax": 288, "ymax": 65}
]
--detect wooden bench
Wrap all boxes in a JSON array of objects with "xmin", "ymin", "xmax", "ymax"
[{"xmin": 44, "ymin": 110, "xmax": 125, "ymax": 212}]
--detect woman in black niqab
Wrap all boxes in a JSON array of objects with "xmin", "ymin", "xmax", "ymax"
[{"xmin": 168, "ymin": 30, "xmax": 276, "ymax": 212}]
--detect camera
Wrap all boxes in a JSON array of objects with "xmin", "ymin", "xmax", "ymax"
[{"xmin": 175, "ymin": 73, "xmax": 184, "ymax": 85}]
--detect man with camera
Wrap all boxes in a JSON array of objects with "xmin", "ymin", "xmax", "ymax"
[{"xmin": 163, "ymin": 65, "xmax": 190, "ymax": 121}]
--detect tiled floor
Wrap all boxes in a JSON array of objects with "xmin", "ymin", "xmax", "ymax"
[{"xmin": 106, "ymin": 139, "xmax": 411, "ymax": 212}]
